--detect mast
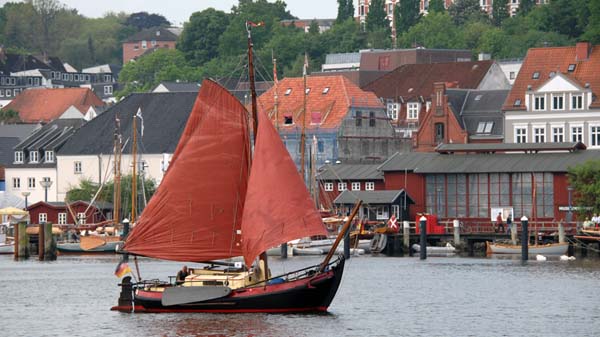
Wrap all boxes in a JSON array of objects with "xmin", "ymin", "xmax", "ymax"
[
  {"xmin": 299, "ymin": 52, "xmax": 308, "ymax": 180},
  {"xmin": 113, "ymin": 116, "xmax": 122, "ymax": 225},
  {"xmin": 273, "ymin": 53, "xmax": 279, "ymax": 130},
  {"xmin": 131, "ymin": 111, "xmax": 137, "ymax": 223},
  {"xmin": 246, "ymin": 21, "xmax": 269, "ymax": 277}
]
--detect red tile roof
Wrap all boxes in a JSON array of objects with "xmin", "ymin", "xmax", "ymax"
[
  {"xmin": 362, "ymin": 60, "xmax": 494, "ymax": 101},
  {"xmin": 3, "ymin": 88, "xmax": 104, "ymax": 123},
  {"xmin": 503, "ymin": 43, "xmax": 600, "ymax": 110},
  {"xmin": 257, "ymin": 75, "xmax": 383, "ymax": 130}
]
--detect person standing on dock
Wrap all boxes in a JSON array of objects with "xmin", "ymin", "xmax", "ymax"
[
  {"xmin": 506, "ymin": 215, "xmax": 512, "ymax": 235},
  {"xmin": 495, "ymin": 212, "xmax": 504, "ymax": 233}
]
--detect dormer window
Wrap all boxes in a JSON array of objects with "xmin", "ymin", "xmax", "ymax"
[
  {"xmin": 305, "ymin": 88, "xmax": 311, "ymax": 95},
  {"xmin": 322, "ymin": 87, "xmax": 330, "ymax": 94},
  {"xmin": 284, "ymin": 88, "xmax": 292, "ymax": 95},
  {"xmin": 568, "ymin": 64, "xmax": 576, "ymax": 72},
  {"xmin": 45, "ymin": 150, "xmax": 54, "ymax": 163},
  {"xmin": 534, "ymin": 95, "xmax": 545, "ymax": 111},
  {"xmin": 476, "ymin": 121, "xmax": 494, "ymax": 134},
  {"xmin": 532, "ymin": 72, "xmax": 540, "ymax": 79},
  {"xmin": 474, "ymin": 95, "xmax": 483, "ymax": 101},
  {"xmin": 572, "ymin": 94, "xmax": 583, "ymax": 110},
  {"xmin": 14, "ymin": 151, "xmax": 23, "ymax": 163},
  {"xmin": 514, "ymin": 99, "xmax": 522, "ymax": 107},
  {"xmin": 284, "ymin": 115, "xmax": 293, "ymax": 125},
  {"xmin": 552, "ymin": 94, "xmax": 564, "ymax": 110},
  {"xmin": 29, "ymin": 151, "xmax": 39, "ymax": 163}
]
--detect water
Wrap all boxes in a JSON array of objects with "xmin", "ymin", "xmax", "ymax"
[{"xmin": 2, "ymin": 254, "xmax": 600, "ymax": 337}]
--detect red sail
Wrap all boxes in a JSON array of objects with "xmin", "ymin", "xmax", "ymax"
[
  {"xmin": 241, "ymin": 109, "xmax": 327, "ymax": 266},
  {"xmin": 123, "ymin": 80, "xmax": 250, "ymax": 262}
]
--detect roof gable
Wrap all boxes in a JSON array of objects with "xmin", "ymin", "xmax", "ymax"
[
  {"xmin": 59, "ymin": 105, "xmax": 84, "ymax": 119},
  {"xmin": 535, "ymin": 72, "xmax": 583, "ymax": 93}
]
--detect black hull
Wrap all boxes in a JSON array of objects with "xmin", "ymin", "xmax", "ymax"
[{"xmin": 112, "ymin": 256, "xmax": 345, "ymax": 313}]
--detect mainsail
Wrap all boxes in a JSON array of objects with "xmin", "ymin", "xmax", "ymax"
[
  {"xmin": 123, "ymin": 79, "xmax": 326, "ymax": 265},
  {"xmin": 123, "ymin": 80, "xmax": 251, "ymax": 261}
]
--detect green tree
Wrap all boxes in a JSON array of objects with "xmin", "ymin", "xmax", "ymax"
[
  {"xmin": 448, "ymin": 0, "xmax": 488, "ymax": 25},
  {"xmin": 336, "ymin": 0, "xmax": 351, "ymax": 23},
  {"xmin": 395, "ymin": 0, "xmax": 421, "ymax": 34},
  {"xmin": 178, "ymin": 8, "xmax": 230, "ymax": 66},
  {"xmin": 518, "ymin": 0, "xmax": 535, "ymax": 16},
  {"xmin": 0, "ymin": 109, "xmax": 20, "ymax": 123},
  {"xmin": 117, "ymin": 48, "xmax": 201, "ymax": 98},
  {"xmin": 568, "ymin": 160, "xmax": 600, "ymax": 217},
  {"xmin": 534, "ymin": 0, "xmax": 589, "ymax": 39},
  {"xmin": 400, "ymin": 12, "xmax": 463, "ymax": 49},
  {"xmin": 365, "ymin": 0, "xmax": 389, "ymax": 33},
  {"xmin": 428, "ymin": 0, "xmax": 445, "ymax": 13},
  {"xmin": 125, "ymin": 11, "xmax": 170, "ymax": 30},
  {"xmin": 583, "ymin": 0, "xmax": 600, "ymax": 44},
  {"xmin": 491, "ymin": 0, "xmax": 509, "ymax": 27},
  {"xmin": 320, "ymin": 18, "xmax": 366, "ymax": 54}
]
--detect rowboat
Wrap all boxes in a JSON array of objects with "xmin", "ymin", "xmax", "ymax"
[{"xmin": 486, "ymin": 241, "xmax": 568, "ymax": 255}]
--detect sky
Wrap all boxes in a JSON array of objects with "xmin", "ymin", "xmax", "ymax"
[{"xmin": 33, "ymin": 0, "xmax": 339, "ymax": 26}]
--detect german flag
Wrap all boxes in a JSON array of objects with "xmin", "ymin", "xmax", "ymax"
[{"xmin": 114, "ymin": 261, "xmax": 131, "ymax": 278}]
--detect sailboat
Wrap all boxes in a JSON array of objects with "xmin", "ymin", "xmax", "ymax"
[{"xmin": 111, "ymin": 24, "xmax": 359, "ymax": 314}]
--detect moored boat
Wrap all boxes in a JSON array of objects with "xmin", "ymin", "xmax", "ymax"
[{"xmin": 486, "ymin": 241, "xmax": 568, "ymax": 255}]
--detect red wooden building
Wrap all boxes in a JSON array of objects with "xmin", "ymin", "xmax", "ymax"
[{"xmin": 27, "ymin": 200, "xmax": 112, "ymax": 225}]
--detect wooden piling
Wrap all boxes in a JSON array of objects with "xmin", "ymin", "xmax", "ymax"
[
  {"xmin": 38, "ymin": 223, "xmax": 45, "ymax": 260},
  {"xmin": 521, "ymin": 216, "xmax": 529, "ymax": 261},
  {"xmin": 16, "ymin": 222, "xmax": 29, "ymax": 259},
  {"xmin": 122, "ymin": 221, "xmax": 130, "ymax": 263},
  {"xmin": 419, "ymin": 216, "xmax": 427, "ymax": 260},
  {"xmin": 558, "ymin": 221, "xmax": 565, "ymax": 244},
  {"xmin": 511, "ymin": 222, "xmax": 517, "ymax": 245},
  {"xmin": 403, "ymin": 221, "xmax": 410, "ymax": 252},
  {"xmin": 453, "ymin": 219, "xmax": 460, "ymax": 245},
  {"xmin": 280, "ymin": 243, "xmax": 288, "ymax": 258},
  {"xmin": 43, "ymin": 223, "xmax": 56, "ymax": 260}
]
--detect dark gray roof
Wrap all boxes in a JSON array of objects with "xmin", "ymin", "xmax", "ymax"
[
  {"xmin": 152, "ymin": 82, "xmax": 200, "ymax": 92},
  {"xmin": 317, "ymin": 164, "xmax": 383, "ymax": 180},
  {"xmin": 0, "ymin": 137, "xmax": 20, "ymax": 165},
  {"xmin": 58, "ymin": 92, "xmax": 198, "ymax": 155},
  {"xmin": 446, "ymin": 89, "xmax": 509, "ymax": 137},
  {"xmin": 0, "ymin": 124, "xmax": 40, "ymax": 139},
  {"xmin": 125, "ymin": 27, "xmax": 178, "ymax": 42},
  {"xmin": 435, "ymin": 142, "xmax": 586, "ymax": 153},
  {"xmin": 14, "ymin": 119, "xmax": 84, "ymax": 152},
  {"xmin": 379, "ymin": 149, "xmax": 600, "ymax": 174},
  {"xmin": 334, "ymin": 190, "xmax": 413, "ymax": 205}
]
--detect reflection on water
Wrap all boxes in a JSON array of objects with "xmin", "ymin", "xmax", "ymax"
[{"xmin": 1, "ymin": 254, "xmax": 600, "ymax": 337}]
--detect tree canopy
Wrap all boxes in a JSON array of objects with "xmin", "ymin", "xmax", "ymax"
[{"xmin": 568, "ymin": 160, "xmax": 600, "ymax": 218}]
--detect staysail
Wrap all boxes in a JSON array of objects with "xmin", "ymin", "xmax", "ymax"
[
  {"xmin": 123, "ymin": 80, "xmax": 251, "ymax": 262},
  {"xmin": 241, "ymin": 105, "xmax": 327, "ymax": 266}
]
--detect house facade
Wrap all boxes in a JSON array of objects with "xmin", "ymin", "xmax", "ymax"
[
  {"xmin": 122, "ymin": 27, "xmax": 179, "ymax": 63},
  {"xmin": 27, "ymin": 200, "xmax": 112, "ymax": 225},
  {"xmin": 503, "ymin": 42, "xmax": 600, "ymax": 149},
  {"xmin": 363, "ymin": 60, "xmax": 510, "ymax": 143}
]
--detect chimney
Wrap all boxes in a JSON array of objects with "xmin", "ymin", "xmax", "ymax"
[{"xmin": 576, "ymin": 41, "xmax": 591, "ymax": 61}]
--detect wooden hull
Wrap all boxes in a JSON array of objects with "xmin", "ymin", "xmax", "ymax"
[
  {"xmin": 57, "ymin": 240, "xmax": 122, "ymax": 253},
  {"xmin": 111, "ymin": 256, "xmax": 346, "ymax": 313},
  {"xmin": 0, "ymin": 243, "xmax": 14, "ymax": 254},
  {"xmin": 486, "ymin": 242, "xmax": 568, "ymax": 255}
]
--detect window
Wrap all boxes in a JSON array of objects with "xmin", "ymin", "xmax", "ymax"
[
  {"xmin": 324, "ymin": 183, "xmax": 333, "ymax": 191},
  {"xmin": 104, "ymin": 85, "xmax": 113, "ymax": 95},
  {"xmin": 386, "ymin": 102, "xmax": 399, "ymax": 120},
  {"xmin": 534, "ymin": 95, "xmax": 545, "ymax": 111},
  {"xmin": 74, "ymin": 74, "xmax": 79, "ymax": 81},
  {"xmin": 5, "ymin": 89, "xmax": 11, "ymax": 97},
  {"xmin": 590, "ymin": 125, "xmax": 600, "ymax": 147},
  {"xmin": 474, "ymin": 94, "xmax": 483, "ymax": 101},
  {"xmin": 317, "ymin": 140, "xmax": 324, "ymax": 153},
  {"xmin": 305, "ymin": 88, "xmax": 310, "ymax": 95},
  {"xmin": 77, "ymin": 212, "xmax": 86, "ymax": 224},
  {"xmin": 355, "ymin": 111, "xmax": 362, "ymax": 127},
  {"xmin": 568, "ymin": 64, "xmax": 576, "ymax": 72},
  {"xmin": 74, "ymin": 161, "xmax": 82, "ymax": 174},
  {"xmin": 0, "ymin": 90, "xmax": 4, "ymax": 98},
  {"xmin": 58, "ymin": 213, "xmax": 67, "ymax": 225},
  {"xmin": 133, "ymin": 45, "xmax": 139, "ymax": 50},
  {"xmin": 533, "ymin": 126, "xmax": 546, "ymax": 143},
  {"xmin": 477, "ymin": 121, "xmax": 494, "ymax": 134},
  {"xmin": 283, "ymin": 114, "xmax": 293, "ymax": 125},
  {"xmin": 351, "ymin": 182, "xmax": 361, "ymax": 191},
  {"xmin": 338, "ymin": 182, "xmax": 347, "ymax": 191},
  {"xmin": 12, "ymin": 177, "xmax": 20, "ymax": 189},
  {"xmin": 435, "ymin": 123, "xmax": 444, "ymax": 143},
  {"xmin": 311, "ymin": 111, "xmax": 321, "ymax": 125},
  {"xmin": 284, "ymin": 88, "xmax": 292, "ymax": 95},
  {"xmin": 45, "ymin": 151, "xmax": 54, "ymax": 163},
  {"xmin": 515, "ymin": 126, "xmax": 527, "ymax": 143},
  {"xmin": 552, "ymin": 126, "xmax": 564, "ymax": 142},
  {"xmin": 39, "ymin": 213, "xmax": 47, "ymax": 223},
  {"xmin": 376, "ymin": 206, "xmax": 389, "ymax": 220},
  {"xmin": 28, "ymin": 177, "xmax": 35, "ymax": 189},
  {"xmin": 552, "ymin": 94, "xmax": 564, "ymax": 110},
  {"xmin": 151, "ymin": 40, "xmax": 157, "ymax": 46},
  {"xmin": 104, "ymin": 75, "xmax": 111, "ymax": 82},
  {"xmin": 369, "ymin": 111, "xmax": 376, "ymax": 127},
  {"xmin": 360, "ymin": 5, "xmax": 365, "ymax": 16},
  {"xmin": 30, "ymin": 151, "xmax": 39, "ymax": 163},
  {"xmin": 407, "ymin": 103, "xmax": 419, "ymax": 119},
  {"xmin": 509, "ymin": 72, "xmax": 515, "ymax": 80},
  {"xmin": 322, "ymin": 87, "xmax": 330, "ymax": 94},
  {"xmin": 571, "ymin": 125, "xmax": 583, "ymax": 142},
  {"xmin": 142, "ymin": 40, "xmax": 147, "ymax": 49},
  {"xmin": 63, "ymin": 73, "xmax": 68, "ymax": 80},
  {"xmin": 532, "ymin": 71, "xmax": 540, "ymax": 79},
  {"xmin": 365, "ymin": 182, "xmax": 375, "ymax": 191},
  {"xmin": 571, "ymin": 94, "xmax": 583, "ymax": 110},
  {"xmin": 14, "ymin": 151, "xmax": 23, "ymax": 163}
]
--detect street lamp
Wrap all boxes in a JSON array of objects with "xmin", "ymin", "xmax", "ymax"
[
  {"xmin": 437, "ymin": 186, "xmax": 443, "ymax": 217},
  {"xmin": 40, "ymin": 177, "xmax": 53, "ymax": 202},
  {"xmin": 567, "ymin": 186, "xmax": 574, "ymax": 223},
  {"xmin": 21, "ymin": 191, "xmax": 30, "ymax": 209}
]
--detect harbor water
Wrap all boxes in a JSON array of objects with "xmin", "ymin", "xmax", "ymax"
[{"xmin": 2, "ymin": 254, "xmax": 600, "ymax": 337}]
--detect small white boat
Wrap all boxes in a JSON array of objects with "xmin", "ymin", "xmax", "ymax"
[
  {"xmin": 370, "ymin": 233, "xmax": 387, "ymax": 254},
  {"xmin": 293, "ymin": 247, "xmax": 324, "ymax": 255},
  {"xmin": 412, "ymin": 243, "xmax": 456, "ymax": 255},
  {"xmin": 0, "ymin": 227, "xmax": 14, "ymax": 254},
  {"xmin": 486, "ymin": 241, "xmax": 568, "ymax": 255}
]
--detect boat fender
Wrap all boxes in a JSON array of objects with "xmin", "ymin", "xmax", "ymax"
[{"xmin": 266, "ymin": 277, "xmax": 285, "ymax": 285}]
